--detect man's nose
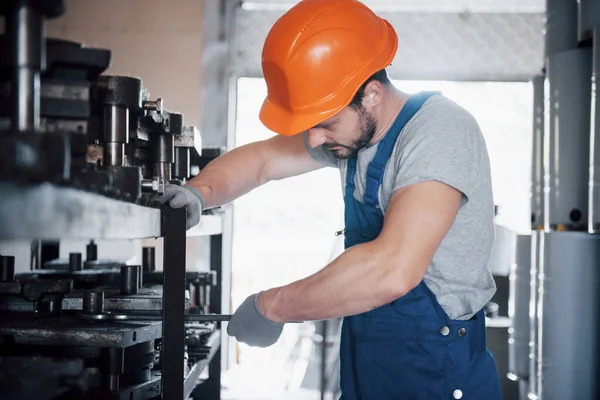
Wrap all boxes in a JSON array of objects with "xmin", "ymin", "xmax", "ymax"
[{"xmin": 306, "ymin": 129, "xmax": 327, "ymax": 148}]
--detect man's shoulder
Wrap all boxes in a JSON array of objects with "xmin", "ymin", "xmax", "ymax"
[{"xmin": 410, "ymin": 94, "xmax": 479, "ymax": 129}]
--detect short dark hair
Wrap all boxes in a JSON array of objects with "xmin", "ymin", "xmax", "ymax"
[{"xmin": 348, "ymin": 69, "xmax": 391, "ymax": 109}]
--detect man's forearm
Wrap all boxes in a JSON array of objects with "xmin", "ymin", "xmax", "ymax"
[
  {"xmin": 185, "ymin": 142, "xmax": 268, "ymax": 209},
  {"xmin": 260, "ymin": 241, "xmax": 414, "ymax": 323}
]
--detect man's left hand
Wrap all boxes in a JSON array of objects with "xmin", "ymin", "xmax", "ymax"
[{"xmin": 226, "ymin": 292, "xmax": 284, "ymax": 347}]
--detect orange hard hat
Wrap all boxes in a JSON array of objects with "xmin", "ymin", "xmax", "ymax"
[{"xmin": 258, "ymin": 0, "xmax": 398, "ymax": 136}]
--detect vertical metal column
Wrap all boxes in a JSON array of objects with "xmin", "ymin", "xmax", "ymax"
[
  {"xmin": 535, "ymin": 232, "xmax": 600, "ymax": 400},
  {"xmin": 207, "ymin": 233, "xmax": 223, "ymax": 400},
  {"xmin": 528, "ymin": 231, "xmax": 542, "ymax": 400},
  {"xmin": 6, "ymin": 0, "xmax": 43, "ymax": 132},
  {"xmin": 544, "ymin": 47, "xmax": 593, "ymax": 230},
  {"xmin": 531, "ymin": 75, "xmax": 545, "ymax": 230},
  {"xmin": 589, "ymin": 26, "xmax": 600, "ymax": 232},
  {"xmin": 508, "ymin": 234, "xmax": 531, "ymax": 383},
  {"xmin": 161, "ymin": 206, "xmax": 187, "ymax": 399}
]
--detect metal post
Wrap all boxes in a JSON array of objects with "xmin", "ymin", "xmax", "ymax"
[
  {"xmin": 207, "ymin": 233, "xmax": 223, "ymax": 400},
  {"xmin": 320, "ymin": 320, "xmax": 328, "ymax": 400},
  {"xmin": 162, "ymin": 206, "xmax": 187, "ymax": 399},
  {"xmin": 530, "ymin": 75, "xmax": 544, "ymax": 230}
]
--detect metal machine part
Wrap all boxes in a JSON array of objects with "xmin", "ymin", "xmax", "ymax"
[
  {"xmin": 507, "ymin": 234, "xmax": 531, "ymax": 383},
  {"xmin": 530, "ymin": 75, "xmax": 544, "ymax": 230},
  {"xmin": 545, "ymin": 0, "xmax": 579, "ymax": 57},
  {"xmin": 1, "ymin": 248, "xmax": 221, "ymax": 399},
  {"xmin": 544, "ymin": 47, "xmax": 592, "ymax": 230},
  {"xmin": 577, "ymin": 0, "xmax": 600, "ymax": 43},
  {"xmin": 531, "ymin": 232, "xmax": 600, "ymax": 400},
  {"xmin": 143, "ymin": 246, "xmax": 156, "ymax": 272},
  {"xmin": 69, "ymin": 252, "xmax": 83, "ymax": 272},
  {"xmin": 87, "ymin": 240, "xmax": 98, "ymax": 262},
  {"xmin": 589, "ymin": 27, "xmax": 600, "ymax": 232},
  {"xmin": 120, "ymin": 265, "xmax": 140, "ymax": 295},
  {"xmin": 0, "ymin": 255, "xmax": 15, "ymax": 282}
]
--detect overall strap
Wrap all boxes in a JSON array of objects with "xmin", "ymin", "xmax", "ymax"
[
  {"xmin": 345, "ymin": 153, "xmax": 358, "ymax": 198},
  {"xmin": 363, "ymin": 91, "xmax": 440, "ymax": 207}
]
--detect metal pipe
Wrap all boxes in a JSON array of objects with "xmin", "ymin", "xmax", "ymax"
[
  {"xmin": 589, "ymin": 25, "xmax": 600, "ymax": 232},
  {"xmin": 528, "ymin": 231, "xmax": 543, "ymax": 400},
  {"xmin": 508, "ymin": 234, "xmax": 532, "ymax": 382},
  {"xmin": 7, "ymin": 0, "xmax": 43, "ymax": 132},
  {"xmin": 535, "ymin": 232, "xmax": 600, "ymax": 399},
  {"xmin": 102, "ymin": 105, "xmax": 129, "ymax": 167},
  {"xmin": 531, "ymin": 75, "xmax": 544, "ymax": 230},
  {"xmin": 544, "ymin": 47, "xmax": 593, "ymax": 230}
]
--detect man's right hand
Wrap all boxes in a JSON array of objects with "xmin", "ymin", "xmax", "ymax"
[{"xmin": 156, "ymin": 184, "xmax": 205, "ymax": 230}]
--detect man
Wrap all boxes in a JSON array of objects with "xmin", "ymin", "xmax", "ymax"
[{"xmin": 159, "ymin": 0, "xmax": 502, "ymax": 398}]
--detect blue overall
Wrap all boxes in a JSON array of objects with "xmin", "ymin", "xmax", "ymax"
[{"xmin": 339, "ymin": 91, "xmax": 502, "ymax": 400}]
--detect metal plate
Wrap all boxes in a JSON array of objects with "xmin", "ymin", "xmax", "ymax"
[
  {"xmin": 232, "ymin": 7, "xmax": 544, "ymax": 81},
  {"xmin": 0, "ymin": 316, "xmax": 162, "ymax": 348},
  {"xmin": 0, "ymin": 182, "xmax": 161, "ymax": 240}
]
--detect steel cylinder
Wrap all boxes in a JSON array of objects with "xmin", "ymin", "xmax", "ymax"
[
  {"xmin": 120, "ymin": 265, "xmax": 139, "ymax": 295},
  {"xmin": 532, "ymin": 232, "xmax": 600, "ymax": 400},
  {"xmin": 589, "ymin": 27, "xmax": 600, "ymax": 232},
  {"xmin": 545, "ymin": 0, "xmax": 579, "ymax": 57},
  {"xmin": 69, "ymin": 252, "xmax": 82, "ymax": 272},
  {"xmin": 508, "ymin": 233, "xmax": 531, "ymax": 381},
  {"xmin": 103, "ymin": 105, "xmax": 129, "ymax": 143},
  {"xmin": 173, "ymin": 147, "xmax": 190, "ymax": 180},
  {"xmin": 0, "ymin": 256, "xmax": 15, "ymax": 282},
  {"xmin": 578, "ymin": 0, "xmax": 600, "ymax": 42},
  {"xmin": 151, "ymin": 134, "xmax": 174, "ymax": 163},
  {"xmin": 102, "ymin": 105, "xmax": 129, "ymax": 167},
  {"xmin": 7, "ymin": 0, "xmax": 43, "ymax": 132},
  {"xmin": 86, "ymin": 240, "xmax": 97, "ymax": 262},
  {"xmin": 544, "ymin": 47, "xmax": 593, "ymax": 230},
  {"xmin": 142, "ymin": 247, "xmax": 155, "ymax": 272},
  {"xmin": 82, "ymin": 291, "xmax": 104, "ymax": 314},
  {"xmin": 531, "ymin": 75, "xmax": 545, "ymax": 230}
]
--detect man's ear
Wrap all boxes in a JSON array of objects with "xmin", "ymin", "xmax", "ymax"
[{"xmin": 361, "ymin": 80, "xmax": 384, "ymax": 110}]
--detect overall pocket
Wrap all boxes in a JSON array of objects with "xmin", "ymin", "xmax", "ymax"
[{"xmin": 354, "ymin": 334, "xmax": 450, "ymax": 400}]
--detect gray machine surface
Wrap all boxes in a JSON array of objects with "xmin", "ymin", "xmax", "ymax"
[
  {"xmin": 533, "ymin": 232, "xmax": 600, "ymax": 400},
  {"xmin": 0, "ymin": 1, "xmax": 228, "ymax": 399},
  {"xmin": 505, "ymin": 1, "xmax": 600, "ymax": 400}
]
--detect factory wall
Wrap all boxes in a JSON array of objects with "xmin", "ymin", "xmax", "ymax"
[{"xmin": 46, "ymin": 0, "xmax": 205, "ymax": 135}]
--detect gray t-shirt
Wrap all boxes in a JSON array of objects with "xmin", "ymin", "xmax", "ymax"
[{"xmin": 304, "ymin": 94, "xmax": 496, "ymax": 320}]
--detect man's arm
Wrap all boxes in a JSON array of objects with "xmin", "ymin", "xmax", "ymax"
[
  {"xmin": 186, "ymin": 133, "xmax": 323, "ymax": 209},
  {"xmin": 258, "ymin": 180, "xmax": 462, "ymax": 322}
]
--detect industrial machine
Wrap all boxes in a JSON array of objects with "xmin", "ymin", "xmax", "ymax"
[
  {"xmin": 507, "ymin": 0, "xmax": 600, "ymax": 399},
  {"xmin": 0, "ymin": 1, "xmax": 227, "ymax": 399}
]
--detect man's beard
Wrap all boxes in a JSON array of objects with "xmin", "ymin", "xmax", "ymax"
[{"xmin": 324, "ymin": 106, "xmax": 377, "ymax": 159}]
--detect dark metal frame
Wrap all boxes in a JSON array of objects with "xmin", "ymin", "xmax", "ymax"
[
  {"xmin": 161, "ymin": 206, "xmax": 223, "ymax": 400},
  {"xmin": 161, "ymin": 206, "xmax": 187, "ymax": 399}
]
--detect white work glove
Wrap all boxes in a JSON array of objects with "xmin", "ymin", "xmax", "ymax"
[{"xmin": 156, "ymin": 184, "xmax": 204, "ymax": 230}]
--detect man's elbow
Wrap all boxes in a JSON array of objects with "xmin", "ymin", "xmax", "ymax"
[{"xmin": 376, "ymin": 260, "xmax": 424, "ymax": 303}]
